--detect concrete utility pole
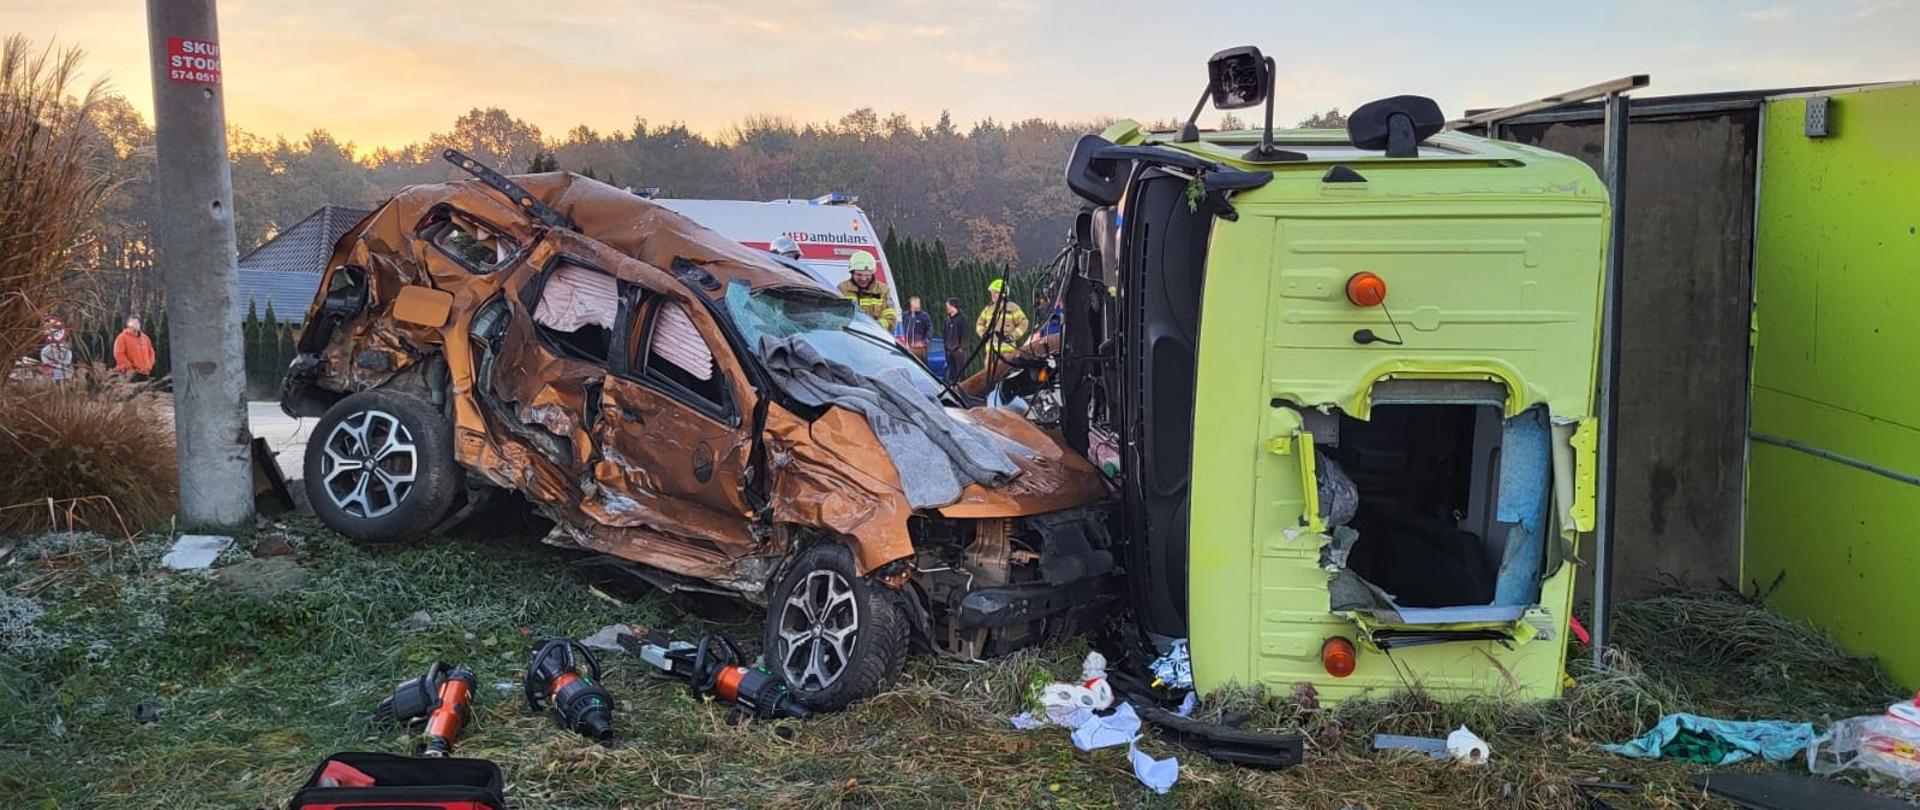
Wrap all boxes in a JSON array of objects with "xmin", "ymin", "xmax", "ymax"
[{"xmin": 146, "ymin": 0, "xmax": 254, "ymax": 528}]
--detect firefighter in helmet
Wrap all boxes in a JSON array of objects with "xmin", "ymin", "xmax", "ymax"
[
  {"xmin": 974, "ymin": 278, "xmax": 1028, "ymax": 359},
  {"xmin": 836, "ymin": 252, "xmax": 898, "ymax": 330}
]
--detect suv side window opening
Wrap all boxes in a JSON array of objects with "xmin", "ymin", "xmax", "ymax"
[
  {"xmin": 628, "ymin": 299, "xmax": 732, "ymax": 419},
  {"xmin": 532, "ymin": 260, "xmax": 618, "ymax": 365},
  {"xmin": 421, "ymin": 207, "xmax": 520, "ymax": 273}
]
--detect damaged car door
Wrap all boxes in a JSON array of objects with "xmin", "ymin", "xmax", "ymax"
[
  {"xmin": 590, "ymin": 289, "xmax": 759, "ymax": 558},
  {"xmin": 473, "ymin": 238, "xmax": 617, "ymax": 502}
]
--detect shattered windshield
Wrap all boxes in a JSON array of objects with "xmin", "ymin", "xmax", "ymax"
[{"xmin": 724, "ymin": 281, "xmax": 942, "ymax": 393}]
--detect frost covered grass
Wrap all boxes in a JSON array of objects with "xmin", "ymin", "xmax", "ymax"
[{"xmin": 1, "ymin": 515, "xmax": 1912, "ymax": 808}]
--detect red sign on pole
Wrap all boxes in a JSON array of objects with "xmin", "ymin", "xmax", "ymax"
[{"xmin": 165, "ymin": 37, "xmax": 221, "ymax": 85}]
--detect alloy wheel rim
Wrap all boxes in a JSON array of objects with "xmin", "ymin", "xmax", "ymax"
[
  {"xmin": 320, "ymin": 409, "xmax": 418, "ymax": 519},
  {"xmin": 777, "ymin": 569, "xmax": 859, "ymax": 691}
]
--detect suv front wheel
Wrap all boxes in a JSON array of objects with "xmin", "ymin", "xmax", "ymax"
[
  {"xmin": 763, "ymin": 543, "xmax": 908, "ymax": 712},
  {"xmin": 304, "ymin": 390, "xmax": 461, "ymax": 543}
]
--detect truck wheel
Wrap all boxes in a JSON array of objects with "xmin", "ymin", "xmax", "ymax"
[
  {"xmin": 304, "ymin": 390, "xmax": 461, "ymax": 544},
  {"xmin": 764, "ymin": 544, "xmax": 908, "ymax": 712}
]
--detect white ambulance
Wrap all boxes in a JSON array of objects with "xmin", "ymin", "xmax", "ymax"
[{"xmin": 652, "ymin": 194, "xmax": 902, "ymax": 322}]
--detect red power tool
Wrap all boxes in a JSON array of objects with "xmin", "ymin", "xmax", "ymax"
[
  {"xmin": 373, "ymin": 661, "xmax": 476, "ymax": 757},
  {"xmin": 622, "ymin": 632, "xmax": 813, "ymax": 721}
]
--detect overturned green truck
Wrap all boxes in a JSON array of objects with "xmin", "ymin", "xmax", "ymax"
[{"xmin": 1055, "ymin": 51, "xmax": 1607, "ymax": 701}]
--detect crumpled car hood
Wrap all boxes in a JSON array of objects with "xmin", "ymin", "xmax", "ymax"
[{"xmin": 937, "ymin": 406, "xmax": 1109, "ymax": 519}]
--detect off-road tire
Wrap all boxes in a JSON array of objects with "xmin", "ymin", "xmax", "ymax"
[
  {"xmin": 304, "ymin": 390, "xmax": 461, "ymax": 544},
  {"xmin": 763, "ymin": 544, "xmax": 909, "ymax": 712}
]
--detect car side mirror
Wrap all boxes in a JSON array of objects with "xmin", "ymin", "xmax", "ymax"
[{"xmin": 1206, "ymin": 46, "xmax": 1270, "ymax": 110}]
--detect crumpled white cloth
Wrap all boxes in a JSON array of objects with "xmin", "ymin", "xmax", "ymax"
[
  {"xmin": 1011, "ymin": 702, "xmax": 1180, "ymax": 793},
  {"xmin": 1129, "ymin": 741, "xmax": 1179, "ymax": 794},
  {"xmin": 1071, "ymin": 703, "xmax": 1141, "ymax": 751}
]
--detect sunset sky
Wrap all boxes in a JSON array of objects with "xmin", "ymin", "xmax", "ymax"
[{"xmin": 10, "ymin": 0, "xmax": 1920, "ymax": 150}]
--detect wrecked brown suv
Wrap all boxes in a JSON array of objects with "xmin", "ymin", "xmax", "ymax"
[{"xmin": 282, "ymin": 152, "xmax": 1115, "ymax": 710}]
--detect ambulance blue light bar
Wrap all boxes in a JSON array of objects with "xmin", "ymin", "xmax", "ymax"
[{"xmin": 811, "ymin": 192, "xmax": 858, "ymax": 206}]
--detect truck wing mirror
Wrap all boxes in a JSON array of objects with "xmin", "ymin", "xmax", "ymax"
[
  {"xmin": 1347, "ymin": 96, "xmax": 1445, "ymax": 158},
  {"xmin": 1206, "ymin": 46, "xmax": 1270, "ymax": 110}
]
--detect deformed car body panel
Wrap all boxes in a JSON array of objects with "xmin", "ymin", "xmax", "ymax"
[
  {"xmin": 285, "ymin": 170, "xmax": 1111, "ymax": 618},
  {"xmin": 935, "ymin": 407, "xmax": 1110, "ymax": 519}
]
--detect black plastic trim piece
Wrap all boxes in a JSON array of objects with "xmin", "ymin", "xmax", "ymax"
[
  {"xmin": 279, "ymin": 354, "xmax": 336, "ymax": 418},
  {"xmin": 1322, "ymin": 165, "xmax": 1367, "ymax": 183},
  {"xmin": 952, "ymin": 576, "xmax": 1118, "ymax": 630},
  {"xmin": 442, "ymin": 148, "xmax": 577, "ymax": 231},
  {"xmin": 1066, "ymin": 135, "xmax": 1128, "ymax": 206},
  {"xmin": 1107, "ymin": 672, "xmax": 1305, "ymax": 769}
]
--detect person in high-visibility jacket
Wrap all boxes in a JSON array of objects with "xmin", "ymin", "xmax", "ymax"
[
  {"xmin": 836, "ymin": 252, "xmax": 898, "ymax": 330},
  {"xmin": 974, "ymin": 278, "xmax": 1028, "ymax": 360}
]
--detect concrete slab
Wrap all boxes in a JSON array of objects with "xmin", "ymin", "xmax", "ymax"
[{"xmin": 161, "ymin": 534, "xmax": 233, "ymax": 570}]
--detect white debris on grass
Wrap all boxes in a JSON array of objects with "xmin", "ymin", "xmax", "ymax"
[
  {"xmin": 1447, "ymin": 725, "xmax": 1492, "ymax": 765},
  {"xmin": 161, "ymin": 534, "xmax": 234, "ymax": 570},
  {"xmin": 579, "ymin": 623, "xmax": 636, "ymax": 652},
  {"xmin": 1008, "ymin": 656, "xmax": 1183, "ymax": 795},
  {"xmin": 1129, "ymin": 741, "xmax": 1179, "ymax": 795},
  {"xmin": 1149, "ymin": 639, "xmax": 1192, "ymax": 690},
  {"xmin": 1071, "ymin": 702, "xmax": 1142, "ymax": 751}
]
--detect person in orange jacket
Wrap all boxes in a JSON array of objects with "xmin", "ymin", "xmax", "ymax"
[{"xmin": 113, "ymin": 315, "xmax": 156, "ymax": 379}]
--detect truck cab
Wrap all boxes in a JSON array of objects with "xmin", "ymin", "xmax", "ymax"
[{"xmin": 1059, "ymin": 57, "xmax": 1607, "ymax": 701}]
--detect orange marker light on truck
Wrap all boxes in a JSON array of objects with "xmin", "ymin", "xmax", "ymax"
[
  {"xmin": 1346, "ymin": 272, "xmax": 1387, "ymax": 307},
  {"xmin": 1322, "ymin": 637, "xmax": 1358, "ymax": 678}
]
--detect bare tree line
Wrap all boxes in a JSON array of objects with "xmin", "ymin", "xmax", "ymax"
[{"xmin": 71, "ymin": 63, "xmax": 1347, "ymax": 319}]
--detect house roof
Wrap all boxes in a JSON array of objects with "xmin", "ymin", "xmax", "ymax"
[
  {"xmin": 237, "ymin": 205, "xmax": 370, "ymax": 324},
  {"xmin": 237, "ymin": 205, "xmax": 370, "ymax": 275},
  {"xmin": 238, "ymin": 268, "xmax": 328, "ymax": 324}
]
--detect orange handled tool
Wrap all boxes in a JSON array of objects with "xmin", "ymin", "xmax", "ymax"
[
  {"xmin": 373, "ymin": 661, "xmax": 477, "ymax": 757},
  {"xmin": 421, "ymin": 666, "xmax": 475, "ymax": 757}
]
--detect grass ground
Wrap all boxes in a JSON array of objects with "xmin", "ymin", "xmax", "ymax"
[{"xmin": 1, "ymin": 512, "xmax": 1913, "ymax": 809}]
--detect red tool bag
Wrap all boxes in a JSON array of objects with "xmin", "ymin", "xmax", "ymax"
[{"xmin": 288, "ymin": 752, "xmax": 506, "ymax": 810}]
